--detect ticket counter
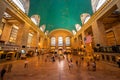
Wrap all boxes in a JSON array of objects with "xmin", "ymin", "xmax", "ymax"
[
  {"xmin": 0, "ymin": 51, "xmax": 6, "ymax": 60},
  {"xmin": 6, "ymin": 52, "xmax": 15, "ymax": 60}
]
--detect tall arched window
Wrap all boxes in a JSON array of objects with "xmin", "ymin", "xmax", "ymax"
[
  {"xmin": 12, "ymin": 0, "xmax": 30, "ymax": 14},
  {"xmin": 72, "ymin": 30, "xmax": 76, "ymax": 35},
  {"xmin": 66, "ymin": 37, "xmax": 70, "ymax": 46},
  {"xmin": 45, "ymin": 30, "xmax": 49, "ymax": 35},
  {"xmin": 80, "ymin": 13, "xmax": 91, "ymax": 24},
  {"xmin": 91, "ymin": 0, "xmax": 107, "ymax": 12},
  {"xmin": 51, "ymin": 37, "xmax": 56, "ymax": 46},
  {"xmin": 84, "ymin": 16, "xmax": 90, "ymax": 24},
  {"xmin": 58, "ymin": 37, "xmax": 63, "ymax": 46},
  {"xmin": 40, "ymin": 24, "xmax": 46, "ymax": 32},
  {"xmin": 31, "ymin": 15, "xmax": 40, "ymax": 26},
  {"xmin": 12, "ymin": 0, "xmax": 25, "ymax": 12},
  {"xmin": 96, "ymin": 0, "xmax": 106, "ymax": 10},
  {"xmin": 22, "ymin": 0, "xmax": 30, "ymax": 14},
  {"xmin": 75, "ymin": 24, "xmax": 81, "ymax": 32}
]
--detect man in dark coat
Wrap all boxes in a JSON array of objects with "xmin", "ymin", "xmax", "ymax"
[
  {"xmin": 0, "ymin": 67, "xmax": 6, "ymax": 80},
  {"xmin": 117, "ymin": 59, "xmax": 120, "ymax": 68}
]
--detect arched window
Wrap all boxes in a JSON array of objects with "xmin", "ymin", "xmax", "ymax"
[
  {"xmin": 12, "ymin": 0, "xmax": 30, "ymax": 14},
  {"xmin": 96, "ymin": 0, "xmax": 106, "ymax": 10},
  {"xmin": 75, "ymin": 24, "xmax": 81, "ymax": 31},
  {"xmin": 22, "ymin": 0, "xmax": 30, "ymax": 14},
  {"xmin": 51, "ymin": 37, "xmax": 56, "ymax": 46},
  {"xmin": 45, "ymin": 30, "xmax": 49, "ymax": 35},
  {"xmin": 72, "ymin": 30, "xmax": 76, "ymax": 35},
  {"xmin": 12, "ymin": 0, "xmax": 25, "ymax": 12},
  {"xmin": 31, "ymin": 15, "xmax": 40, "ymax": 26},
  {"xmin": 66, "ymin": 37, "xmax": 70, "ymax": 46},
  {"xmin": 91, "ymin": 0, "xmax": 99, "ymax": 12},
  {"xmin": 84, "ymin": 16, "xmax": 90, "ymax": 24},
  {"xmin": 91, "ymin": 0, "xmax": 107, "ymax": 12},
  {"xmin": 40, "ymin": 24, "xmax": 46, "ymax": 32},
  {"xmin": 9, "ymin": 25, "xmax": 19, "ymax": 43},
  {"xmin": 80, "ymin": 13, "xmax": 91, "ymax": 24},
  {"xmin": 58, "ymin": 37, "xmax": 63, "ymax": 46}
]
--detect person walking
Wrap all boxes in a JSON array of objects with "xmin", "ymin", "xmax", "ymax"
[
  {"xmin": 24, "ymin": 59, "xmax": 29, "ymax": 68},
  {"xmin": 0, "ymin": 67, "xmax": 6, "ymax": 80},
  {"xmin": 68, "ymin": 61, "xmax": 72, "ymax": 70},
  {"xmin": 38, "ymin": 55, "xmax": 40, "ymax": 61},
  {"xmin": 68, "ymin": 60, "xmax": 73, "ymax": 71},
  {"xmin": 87, "ymin": 61, "xmax": 90, "ymax": 70},
  {"xmin": 8, "ymin": 63, "xmax": 13, "ymax": 72},
  {"xmin": 92, "ymin": 61, "xmax": 96, "ymax": 71},
  {"xmin": 117, "ymin": 59, "xmax": 120, "ymax": 68},
  {"xmin": 76, "ymin": 60, "xmax": 79, "ymax": 67}
]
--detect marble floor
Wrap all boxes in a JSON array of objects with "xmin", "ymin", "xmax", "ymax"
[{"xmin": 0, "ymin": 55, "xmax": 120, "ymax": 80}]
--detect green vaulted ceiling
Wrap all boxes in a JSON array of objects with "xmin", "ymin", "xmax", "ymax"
[{"xmin": 29, "ymin": 0, "xmax": 93, "ymax": 32}]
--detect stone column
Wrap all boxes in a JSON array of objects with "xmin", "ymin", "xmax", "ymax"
[
  {"xmin": 71, "ymin": 37, "xmax": 74, "ymax": 49},
  {"xmin": 82, "ymin": 32, "xmax": 85, "ymax": 44},
  {"xmin": 73, "ymin": 37, "xmax": 77, "ymax": 49},
  {"xmin": 20, "ymin": 24, "xmax": 29, "ymax": 48},
  {"xmin": 36, "ymin": 32, "xmax": 40, "ymax": 48},
  {"xmin": 97, "ymin": 21, "xmax": 107, "ymax": 46},
  {"xmin": 47, "ymin": 37, "xmax": 50, "ymax": 49},
  {"xmin": 40, "ymin": 37, "xmax": 44, "ymax": 49},
  {"xmin": 16, "ymin": 24, "xmax": 24, "ymax": 46},
  {"xmin": 43, "ymin": 37, "xmax": 48, "ymax": 49},
  {"xmin": 63, "ymin": 36, "xmax": 66, "ymax": 49},
  {"xmin": 47, "ymin": 38, "xmax": 50, "ymax": 49},
  {"xmin": 31, "ymin": 32, "xmax": 37, "ymax": 48},
  {"xmin": 76, "ymin": 37, "xmax": 79, "ymax": 49},
  {"xmin": 78, "ymin": 35, "xmax": 81, "ymax": 48},
  {"xmin": 56, "ymin": 36, "xmax": 58, "ymax": 49},
  {"xmin": 92, "ymin": 21, "xmax": 101, "ymax": 46}
]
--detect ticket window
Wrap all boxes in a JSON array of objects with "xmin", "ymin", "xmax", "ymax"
[
  {"xmin": 6, "ymin": 52, "xmax": 15, "ymax": 60},
  {"xmin": 106, "ymin": 55, "xmax": 110, "ymax": 61},
  {"xmin": 0, "ymin": 51, "xmax": 6, "ymax": 59},
  {"xmin": 111, "ymin": 56, "xmax": 116, "ymax": 62},
  {"xmin": 102, "ymin": 55, "xmax": 105, "ymax": 60}
]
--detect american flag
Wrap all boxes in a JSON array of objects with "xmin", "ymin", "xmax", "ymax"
[{"xmin": 84, "ymin": 35, "xmax": 92, "ymax": 44}]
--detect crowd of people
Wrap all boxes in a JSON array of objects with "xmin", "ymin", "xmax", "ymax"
[{"xmin": 1, "ymin": 52, "xmax": 120, "ymax": 80}]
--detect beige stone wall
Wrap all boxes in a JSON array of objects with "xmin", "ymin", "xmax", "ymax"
[
  {"xmin": 92, "ymin": 20, "xmax": 107, "ymax": 46},
  {"xmin": 20, "ymin": 24, "xmax": 29, "ymax": 46},
  {"xmin": 1, "ymin": 23, "xmax": 12, "ymax": 42},
  {"xmin": 0, "ymin": 0, "xmax": 45, "ymax": 53},
  {"xmin": 112, "ymin": 23, "xmax": 120, "ymax": 45},
  {"xmin": 31, "ymin": 32, "xmax": 37, "ymax": 47},
  {"xmin": 91, "ymin": 21, "xmax": 100, "ymax": 46},
  {"xmin": 36, "ymin": 32, "xmax": 40, "ymax": 48},
  {"xmin": 43, "ymin": 38, "xmax": 48, "ymax": 49},
  {"xmin": 39, "ymin": 37, "xmax": 44, "ymax": 49},
  {"xmin": 71, "ymin": 37, "xmax": 74, "ymax": 49},
  {"xmin": 16, "ymin": 24, "xmax": 24, "ymax": 45},
  {"xmin": 72, "ymin": 37, "xmax": 79, "ymax": 49},
  {"xmin": 75, "ymin": 0, "xmax": 120, "ymax": 48}
]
